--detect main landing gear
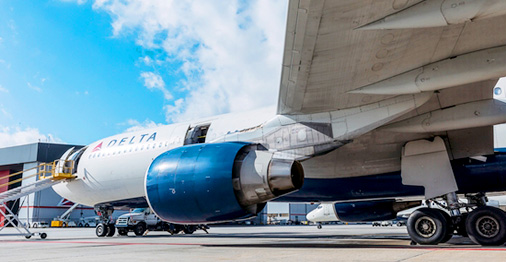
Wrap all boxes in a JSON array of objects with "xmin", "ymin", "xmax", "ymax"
[
  {"xmin": 94, "ymin": 205, "xmax": 116, "ymax": 237},
  {"xmin": 407, "ymin": 193, "xmax": 506, "ymax": 246}
]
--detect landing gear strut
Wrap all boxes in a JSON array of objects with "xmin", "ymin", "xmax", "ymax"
[{"xmin": 94, "ymin": 205, "xmax": 115, "ymax": 238}]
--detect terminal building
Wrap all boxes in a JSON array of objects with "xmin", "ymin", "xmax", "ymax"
[{"xmin": 0, "ymin": 142, "xmax": 317, "ymax": 227}]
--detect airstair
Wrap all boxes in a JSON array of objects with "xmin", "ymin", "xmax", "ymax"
[{"xmin": 0, "ymin": 160, "xmax": 75, "ymax": 239}]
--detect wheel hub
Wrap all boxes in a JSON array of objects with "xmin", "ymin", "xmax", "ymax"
[
  {"xmin": 415, "ymin": 216, "xmax": 436, "ymax": 238},
  {"xmin": 476, "ymin": 215, "xmax": 499, "ymax": 238}
]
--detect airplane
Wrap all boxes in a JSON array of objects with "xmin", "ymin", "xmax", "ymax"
[
  {"xmin": 52, "ymin": 0, "xmax": 506, "ymax": 246},
  {"xmin": 306, "ymin": 195, "xmax": 506, "ymax": 230}
]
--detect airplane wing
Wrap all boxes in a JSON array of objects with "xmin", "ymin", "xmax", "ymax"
[{"xmin": 277, "ymin": 0, "xmax": 505, "ymax": 115}]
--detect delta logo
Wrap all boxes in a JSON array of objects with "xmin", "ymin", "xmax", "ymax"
[
  {"xmin": 91, "ymin": 132, "xmax": 157, "ymax": 152},
  {"xmin": 92, "ymin": 142, "xmax": 103, "ymax": 152}
]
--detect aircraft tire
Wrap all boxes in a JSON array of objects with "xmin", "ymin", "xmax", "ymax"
[
  {"xmin": 106, "ymin": 224, "xmax": 116, "ymax": 237},
  {"xmin": 95, "ymin": 223, "xmax": 108, "ymax": 237},
  {"xmin": 407, "ymin": 208, "xmax": 449, "ymax": 245},
  {"xmin": 466, "ymin": 206, "xmax": 506, "ymax": 246},
  {"xmin": 134, "ymin": 222, "xmax": 147, "ymax": 236},
  {"xmin": 438, "ymin": 210, "xmax": 454, "ymax": 243}
]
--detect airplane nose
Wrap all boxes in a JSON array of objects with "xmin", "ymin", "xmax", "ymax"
[{"xmin": 306, "ymin": 212, "xmax": 315, "ymax": 222}]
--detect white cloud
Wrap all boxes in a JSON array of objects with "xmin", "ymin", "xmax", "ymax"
[
  {"xmin": 0, "ymin": 127, "xmax": 62, "ymax": 148},
  {"xmin": 27, "ymin": 82, "xmax": 42, "ymax": 92},
  {"xmin": 140, "ymin": 71, "xmax": 172, "ymax": 100},
  {"xmin": 141, "ymin": 56, "xmax": 152, "ymax": 66},
  {"xmin": 93, "ymin": 0, "xmax": 288, "ymax": 123},
  {"xmin": 123, "ymin": 119, "xmax": 164, "ymax": 132},
  {"xmin": 0, "ymin": 85, "xmax": 8, "ymax": 93},
  {"xmin": 0, "ymin": 104, "xmax": 11, "ymax": 119}
]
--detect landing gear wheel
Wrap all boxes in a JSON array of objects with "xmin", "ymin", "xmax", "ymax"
[
  {"xmin": 96, "ymin": 223, "xmax": 108, "ymax": 237},
  {"xmin": 25, "ymin": 235, "xmax": 31, "ymax": 239},
  {"xmin": 40, "ymin": 233, "xmax": 47, "ymax": 239},
  {"xmin": 106, "ymin": 224, "xmax": 116, "ymax": 237},
  {"xmin": 438, "ymin": 210, "xmax": 453, "ymax": 243},
  {"xmin": 134, "ymin": 223, "xmax": 147, "ymax": 236},
  {"xmin": 317, "ymin": 223, "xmax": 322, "ymax": 229},
  {"xmin": 118, "ymin": 229, "xmax": 128, "ymax": 236},
  {"xmin": 407, "ymin": 208, "xmax": 449, "ymax": 245},
  {"xmin": 466, "ymin": 206, "xmax": 506, "ymax": 246}
]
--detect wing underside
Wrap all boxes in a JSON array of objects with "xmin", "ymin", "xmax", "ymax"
[
  {"xmin": 278, "ymin": 0, "xmax": 505, "ymax": 114},
  {"xmin": 277, "ymin": 0, "xmax": 506, "ymax": 178}
]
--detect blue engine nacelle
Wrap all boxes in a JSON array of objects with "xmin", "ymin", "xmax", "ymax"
[{"xmin": 145, "ymin": 142, "xmax": 304, "ymax": 224}]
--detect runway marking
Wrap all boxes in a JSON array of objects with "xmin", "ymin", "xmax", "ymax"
[{"xmin": 0, "ymin": 240, "xmax": 203, "ymax": 246}]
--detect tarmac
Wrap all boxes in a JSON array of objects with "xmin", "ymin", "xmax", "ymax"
[{"xmin": 1, "ymin": 224, "xmax": 505, "ymax": 261}]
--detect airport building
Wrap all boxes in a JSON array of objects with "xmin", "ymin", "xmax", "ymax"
[{"xmin": 1, "ymin": 143, "xmax": 318, "ymax": 227}]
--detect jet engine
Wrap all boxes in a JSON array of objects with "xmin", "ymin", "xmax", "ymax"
[
  {"xmin": 145, "ymin": 142, "xmax": 304, "ymax": 224},
  {"xmin": 334, "ymin": 200, "xmax": 421, "ymax": 222}
]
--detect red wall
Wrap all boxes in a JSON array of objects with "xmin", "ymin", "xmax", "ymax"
[{"xmin": 0, "ymin": 170, "xmax": 9, "ymax": 227}]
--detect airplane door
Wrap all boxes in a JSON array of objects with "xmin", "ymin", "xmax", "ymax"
[{"xmin": 184, "ymin": 124, "xmax": 211, "ymax": 145}]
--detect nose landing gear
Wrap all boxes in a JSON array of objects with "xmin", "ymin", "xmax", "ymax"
[{"xmin": 94, "ymin": 205, "xmax": 115, "ymax": 237}]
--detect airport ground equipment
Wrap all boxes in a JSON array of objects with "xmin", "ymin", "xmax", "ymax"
[
  {"xmin": 0, "ymin": 160, "xmax": 75, "ymax": 239},
  {"xmin": 51, "ymin": 202, "xmax": 79, "ymax": 227},
  {"xmin": 114, "ymin": 207, "xmax": 208, "ymax": 237}
]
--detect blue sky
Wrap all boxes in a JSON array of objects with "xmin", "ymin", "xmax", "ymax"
[{"xmin": 0, "ymin": 0, "xmax": 287, "ymax": 147}]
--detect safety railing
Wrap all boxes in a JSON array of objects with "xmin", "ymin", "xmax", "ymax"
[{"xmin": 0, "ymin": 160, "xmax": 75, "ymax": 188}]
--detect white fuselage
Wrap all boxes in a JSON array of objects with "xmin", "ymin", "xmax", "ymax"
[
  {"xmin": 306, "ymin": 203, "xmax": 339, "ymax": 222},
  {"xmin": 53, "ymin": 107, "xmax": 276, "ymax": 206}
]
